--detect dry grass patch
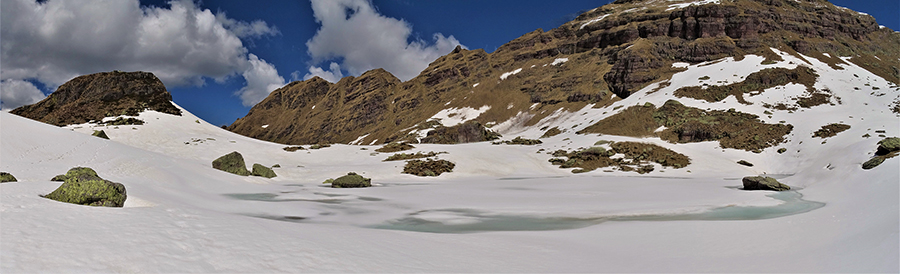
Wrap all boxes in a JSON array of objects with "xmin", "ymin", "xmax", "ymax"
[
  {"xmin": 375, "ymin": 142, "xmax": 414, "ymax": 153},
  {"xmin": 812, "ymin": 123, "xmax": 851, "ymax": 138},
  {"xmin": 384, "ymin": 151, "xmax": 446, "ymax": 162},
  {"xmin": 581, "ymin": 100, "xmax": 792, "ymax": 152},
  {"xmin": 548, "ymin": 142, "xmax": 690, "ymax": 173},
  {"xmin": 673, "ymin": 67, "xmax": 818, "ymax": 104},
  {"xmin": 403, "ymin": 159, "xmax": 456, "ymax": 177}
]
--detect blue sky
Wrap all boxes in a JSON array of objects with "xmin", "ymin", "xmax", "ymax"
[{"xmin": 1, "ymin": 0, "xmax": 897, "ymax": 126}]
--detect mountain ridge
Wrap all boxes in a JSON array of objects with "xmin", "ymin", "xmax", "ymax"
[{"xmin": 227, "ymin": 0, "xmax": 898, "ymax": 146}]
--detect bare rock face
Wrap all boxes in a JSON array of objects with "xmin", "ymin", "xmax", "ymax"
[
  {"xmin": 11, "ymin": 71, "xmax": 180, "ymax": 126},
  {"xmin": 228, "ymin": 0, "xmax": 898, "ymax": 146}
]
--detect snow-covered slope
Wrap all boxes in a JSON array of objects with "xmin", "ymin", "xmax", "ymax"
[{"xmin": 2, "ymin": 74, "xmax": 898, "ymax": 273}]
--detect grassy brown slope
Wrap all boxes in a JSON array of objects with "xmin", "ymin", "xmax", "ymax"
[
  {"xmin": 580, "ymin": 100, "xmax": 792, "ymax": 151},
  {"xmin": 229, "ymin": 0, "xmax": 898, "ymax": 145}
]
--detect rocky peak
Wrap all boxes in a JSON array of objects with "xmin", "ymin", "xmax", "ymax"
[{"xmin": 11, "ymin": 71, "xmax": 181, "ymax": 126}]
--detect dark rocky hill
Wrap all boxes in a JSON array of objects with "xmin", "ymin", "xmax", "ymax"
[
  {"xmin": 11, "ymin": 71, "xmax": 181, "ymax": 126},
  {"xmin": 229, "ymin": 0, "xmax": 898, "ymax": 145}
]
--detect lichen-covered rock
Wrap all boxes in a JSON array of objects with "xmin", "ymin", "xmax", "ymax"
[
  {"xmin": 876, "ymin": 137, "xmax": 900, "ymax": 156},
  {"xmin": 742, "ymin": 176, "xmax": 790, "ymax": 191},
  {"xmin": 0, "ymin": 172, "xmax": 17, "ymax": 183},
  {"xmin": 43, "ymin": 167, "xmax": 126, "ymax": 207},
  {"xmin": 212, "ymin": 151, "xmax": 250, "ymax": 176},
  {"xmin": 92, "ymin": 130, "xmax": 109, "ymax": 139},
  {"xmin": 251, "ymin": 163, "xmax": 277, "ymax": 178},
  {"xmin": 862, "ymin": 156, "xmax": 886, "ymax": 170},
  {"xmin": 331, "ymin": 172, "xmax": 371, "ymax": 188}
]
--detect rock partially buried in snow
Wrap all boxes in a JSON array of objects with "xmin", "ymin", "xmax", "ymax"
[
  {"xmin": 44, "ymin": 167, "xmax": 127, "ymax": 207},
  {"xmin": 742, "ymin": 176, "xmax": 790, "ymax": 191},
  {"xmin": 212, "ymin": 151, "xmax": 251, "ymax": 176},
  {"xmin": 92, "ymin": 130, "xmax": 109, "ymax": 139},
  {"xmin": 251, "ymin": 163, "xmax": 277, "ymax": 178},
  {"xmin": 0, "ymin": 172, "xmax": 17, "ymax": 183},
  {"xmin": 331, "ymin": 172, "xmax": 372, "ymax": 188},
  {"xmin": 876, "ymin": 137, "xmax": 900, "ymax": 156}
]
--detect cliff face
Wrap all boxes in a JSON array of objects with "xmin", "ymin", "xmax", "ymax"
[
  {"xmin": 11, "ymin": 71, "xmax": 180, "ymax": 126},
  {"xmin": 230, "ymin": 0, "xmax": 899, "ymax": 145}
]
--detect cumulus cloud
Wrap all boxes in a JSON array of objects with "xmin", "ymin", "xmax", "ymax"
[
  {"xmin": 0, "ymin": 0, "xmax": 285, "ymax": 108},
  {"xmin": 0, "ymin": 79, "xmax": 46, "ymax": 111},
  {"xmin": 302, "ymin": 62, "xmax": 344, "ymax": 83},
  {"xmin": 238, "ymin": 54, "xmax": 285, "ymax": 106},
  {"xmin": 305, "ymin": 0, "xmax": 464, "ymax": 82}
]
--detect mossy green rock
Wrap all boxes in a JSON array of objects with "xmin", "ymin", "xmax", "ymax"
[
  {"xmin": 1, "ymin": 172, "xmax": 17, "ymax": 183},
  {"xmin": 862, "ymin": 156, "xmax": 885, "ymax": 170},
  {"xmin": 251, "ymin": 163, "xmax": 277, "ymax": 178},
  {"xmin": 876, "ymin": 137, "xmax": 900, "ymax": 155},
  {"xmin": 742, "ymin": 176, "xmax": 790, "ymax": 191},
  {"xmin": 212, "ymin": 151, "xmax": 250, "ymax": 176},
  {"xmin": 92, "ymin": 130, "xmax": 109, "ymax": 139},
  {"xmin": 44, "ymin": 167, "xmax": 126, "ymax": 207},
  {"xmin": 331, "ymin": 172, "xmax": 371, "ymax": 188}
]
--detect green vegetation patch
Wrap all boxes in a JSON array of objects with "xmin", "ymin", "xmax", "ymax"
[
  {"xmin": 0, "ymin": 172, "xmax": 17, "ymax": 183},
  {"xmin": 549, "ymin": 142, "xmax": 690, "ymax": 174},
  {"xmin": 403, "ymin": 159, "xmax": 456, "ymax": 177},
  {"xmin": 580, "ymin": 100, "xmax": 793, "ymax": 151},
  {"xmin": 494, "ymin": 136, "xmax": 542, "ymax": 145},
  {"xmin": 540, "ymin": 127, "xmax": 562, "ymax": 138},
  {"xmin": 283, "ymin": 146, "xmax": 306, "ymax": 152},
  {"xmin": 384, "ymin": 151, "xmax": 446, "ymax": 161},
  {"xmin": 375, "ymin": 142, "xmax": 415, "ymax": 153},
  {"xmin": 103, "ymin": 117, "xmax": 144, "ymax": 126},
  {"xmin": 812, "ymin": 123, "xmax": 851, "ymax": 138},
  {"xmin": 44, "ymin": 167, "xmax": 127, "ymax": 207},
  {"xmin": 673, "ymin": 67, "xmax": 818, "ymax": 103}
]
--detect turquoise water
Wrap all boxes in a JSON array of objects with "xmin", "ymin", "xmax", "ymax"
[{"xmin": 369, "ymin": 190, "xmax": 824, "ymax": 234}]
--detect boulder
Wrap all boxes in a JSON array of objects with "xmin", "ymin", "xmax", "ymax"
[
  {"xmin": 212, "ymin": 151, "xmax": 251, "ymax": 176},
  {"xmin": 92, "ymin": 130, "xmax": 109, "ymax": 139},
  {"xmin": 1, "ymin": 172, "xmax": 17, "ymax": 183},
  {"xmin": 251, "ymin": 163, "xmax": 277, "ymax": 178},
  {"xmin": 742, "ymin": 176, "xmax": 790, "ymax": 191},
  {"xmin": 44, "ymin": 167, "xmax": 126, "ymax": 207},
  {"xmin": 331, "ymin": 172, "xmax": 372, "ymax": 188},
  {"xmin": 862, "ymin": 156, "xmax": 885, "ymax": 170},
  {"xmin": 876, "ymin": 137, "xmax": 900, "ymax": 156}
]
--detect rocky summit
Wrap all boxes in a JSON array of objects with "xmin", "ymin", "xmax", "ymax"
[
  {"xmin": 228, "ymin": 0, "xmax": 899, "ymax": 146},
  {"xmin": 11, "ymin": 71, "xmax": 181, "ymax": 126}
]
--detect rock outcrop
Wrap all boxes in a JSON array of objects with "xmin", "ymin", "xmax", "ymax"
[
  {"xmin": 251, "ymin": 163, "xmax": 277, "ymax": 178},
  {"xmin": 11, "ymin": 71, "xmax": 181, "ymax": 126},
  {"xmin": 44, "ymin": 167, "xmax": 127, "ymax": 207},
  {"xmin": 92, "ymin": 130, "xmax": 109, "ymax": 139},
  {"xmin": 212, "ymin": 151, "xmax": 251, "ymax": 176},
  {"xmin": 0, "ymin": 172, "xmax": 17, "ymax": 183},
  {"xmin": 420, "ymin": 121, "xmax": 501, "ymax": 144},
  {"xmin": 330, "ymin": 172, "xmax": 372, "ymax": 188},
  {"xmin": 742, "ymin": 176, "xmax": 790, "ymax": 191}
]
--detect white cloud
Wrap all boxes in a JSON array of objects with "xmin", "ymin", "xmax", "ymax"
[
  {"xmin": 303, "ymin": 62, "xmax": 344, "ymax": 83},
  {"xmin": 216, "ymin": 13, "xmax": 281, "ymax": 39},
  {"xmin": 0, "ymin": 79, "xmax": 46, "ymax": 111},
  {"xmin": 305, "ymin": 0, "xmax": 464, "ymax": 82},
  {"xmin": 238, "ymin": 54, "xmax": 285, "ymax": 107},
  {"xmin": 0, "ymin": 0, "xmax": 284, "ymax": 109}
]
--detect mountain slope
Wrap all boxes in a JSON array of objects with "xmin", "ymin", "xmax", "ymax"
[
  {"xmin": 10, "ymin": 71, "xmax": 181, "ymax": 126},
  {"xmin": 228, "ymin": 0, "xmax": 899, "ymax": 146}
]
